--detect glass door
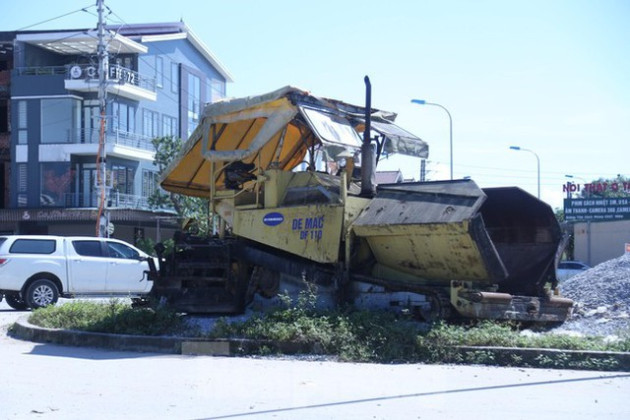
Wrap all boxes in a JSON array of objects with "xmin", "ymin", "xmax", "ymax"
[
  {"xmin": 80, "ymin": 164, "xmax": 98, "ymax": 207},
  {"xmin": 83, "ymin": 105, "xmax": 100, "ymax": 144}
]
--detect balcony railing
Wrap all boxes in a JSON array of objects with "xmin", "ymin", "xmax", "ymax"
[
  {"xmin": 63, "ymin": 192, "xmax": 173, "ymax": 211},
  {"xmin": 15, "ymin": 66, "xmax": 68, "ymax": 76},
  {"xmin": 110, "ymin": 129, "xmax": 156, "ymax": 151},
  {"xmin": 47, "ymin": 128, "xmax": 155, "ymax": 151},
  {"xmin": 110, "ymin": 192, "xmax": 150, "ymax": 209}
]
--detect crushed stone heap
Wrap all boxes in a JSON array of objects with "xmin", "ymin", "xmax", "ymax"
[{"xmin": 558, "ymin": 253, "xmax": 630, "ymax": 336}]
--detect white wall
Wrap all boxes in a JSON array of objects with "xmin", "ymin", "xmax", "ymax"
[{"xmin": 574, "ymin": 220, "xmax": 630, "ymax": 266}]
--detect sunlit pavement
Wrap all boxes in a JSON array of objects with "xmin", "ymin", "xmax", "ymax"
[{"xmin": 1, "ymin": 299, "xmax": 629, "ymax": 419}]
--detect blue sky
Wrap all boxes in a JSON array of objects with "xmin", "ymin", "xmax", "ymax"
[{"xmin": 2, "ymin": 0, "xmax": 628, "ymax": 209}]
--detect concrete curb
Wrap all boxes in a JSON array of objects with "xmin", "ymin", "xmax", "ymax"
[
  {"xmin": 9, "ymin": 316, "xmax": 310, "ymax": 356},
  {"xmin": 8, "ymin": 316, "xmax": 630, "ymax": 370},
  {"xmin": 11, "ymin": 316, "xmax": 183, "ymax": 354}
]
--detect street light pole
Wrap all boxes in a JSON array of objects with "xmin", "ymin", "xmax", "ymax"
[
  {"xmin": 510, "ymin": 146, "xmax": 540, "ymax": 199},
  {"xmin": 411, "ymin": 99, "xmax": 453, "ymax": 180}
]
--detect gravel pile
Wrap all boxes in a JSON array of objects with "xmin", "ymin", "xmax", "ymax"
[{"xmin": 556, "ymin": 253, "xmax": 630, "ymax": 337}]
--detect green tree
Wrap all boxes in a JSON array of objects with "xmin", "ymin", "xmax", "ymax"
[
  {"xmin": 554, "ymin": 208, "xmax": 564, "ymax": 223},
  {"xmin": 581, "ymin": 174, "xmax": 630, "ymax": 198},
  {"xmin": 553, "ymin": 207, "xmax": 574, "ymax": 260},
  {"xmin": 148, "ymin": 136, "xmax": 211, "ymax": 235}
]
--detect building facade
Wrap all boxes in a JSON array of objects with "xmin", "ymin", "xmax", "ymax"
[{"xmin": 0, "ymin": 22, "xmax": 232, "ymax": 244}]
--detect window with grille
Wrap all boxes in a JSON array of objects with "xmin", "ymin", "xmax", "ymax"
[
  {"xmin": 156, "ymin": 56, "xmax": 164, "ymax": 89},
  {"xmin": 142, "ymin": 170, "xmax": 157, "ymax": 198},
  {"xmin": 113, "ymin": 102, "xmax": 136, "ymax": 136},
  {"xmin": 17, "ymin": 101, "xmax": 27, "ymax": 144},
  {"xmin": 162, "ymin": 115, "xmax": 177, "ymax": 138},
  {"xmin": 187, "ymin": 74, "xmax": 201, "ymax": 137},
  {"xmin": 111, "ymin": 165, "xmax": 135, "ymax": 195},
  {"xmin": 17, "ymin": 163, "xmax": 27, "ymax": 207},
  {"xmin": 143, "ymin": 109, "xmax": 159, "ymax": 139}
]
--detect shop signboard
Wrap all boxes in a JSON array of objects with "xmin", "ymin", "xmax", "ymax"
[{"xmin": 563, "ymin": 181, "xmax": 630, "ymax": 222}]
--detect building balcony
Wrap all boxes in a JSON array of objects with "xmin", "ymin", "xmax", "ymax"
[
  {"xmin": 65, "ymin": 64, "xmax": 157, "ymax": 102},
  {"xmin": 14, "ymin": 64, "xmax": 157, "ymax": 102},
  {"xmin": 33, "ymin": 128, "xmax": 157, "ymax": 163},
  {"xmin": 69, "ymin": 128, "xmax": 156, "ymax": 151},
  {"xmin": 15, "ymin": 30, "xmax": 153, "ymax": 102}
]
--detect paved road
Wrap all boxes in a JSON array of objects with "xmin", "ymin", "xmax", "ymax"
[{"xmin": 1, "ymin": 299, "xmax": 629, "ymax": 420}]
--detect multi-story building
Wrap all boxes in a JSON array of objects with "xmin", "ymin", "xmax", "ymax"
[{"xmin": 0, "ymin": 22, "xmax": 232, "ymax": 244}]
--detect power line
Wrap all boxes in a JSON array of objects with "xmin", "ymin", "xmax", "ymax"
[
  {"xmin": 17, "ymin": 2, "xmax": 225, "ymax": 147},
  {"xmin": 408, "ymin": 159, "xmax": 623, "ymax": 189},
  {"xmin": 19, "ymin": 0, "xmax": 224, "ymax": 126},
  {"xmin": 103, "ymin": 8, "xmax": 219, "ymax": 109},
  {"xmin": 452, "ymin": 161, "xmax": 623, "ymax": 183},
  {"xmin": 16, "ymin": 5, "xmax": 95, "ymax": 31}
]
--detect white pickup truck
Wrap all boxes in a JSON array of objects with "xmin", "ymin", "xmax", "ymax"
[{"xmin": 0, "ymin": 235, "xmax": 154, "ymax": 310}]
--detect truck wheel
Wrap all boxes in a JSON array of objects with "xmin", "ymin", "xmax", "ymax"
[
  {"xmin": 5, "ymin": 293, "xmax": 29, "ymax": 310},
  {"xmin": 131, "ymin": 297, "xmax": 150, "ymax": 308},
  {"xmin": 25, "ymin": 279, "xmax": 59, "ymax": 309},
  {"xmin": 232, "ymin": 261, "xmax": 252, "ymax": 313},
  {"xmin": 421, "ymin": 293, "xmax": 452, "ymax": 322}
]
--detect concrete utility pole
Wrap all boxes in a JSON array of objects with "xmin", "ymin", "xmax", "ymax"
[{"xmin": 96, "ymin": 0, "xmax": 109, "ymax": 237}]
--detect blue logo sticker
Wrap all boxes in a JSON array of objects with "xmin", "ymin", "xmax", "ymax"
[{"xmin": 263, "ymin": 212, "xmax": 284, "ymax": 226}]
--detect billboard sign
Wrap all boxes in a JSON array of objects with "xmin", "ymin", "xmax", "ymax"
[{"xmin": 564, "ymin": 197, "xmax": 630, "ymax": 222}]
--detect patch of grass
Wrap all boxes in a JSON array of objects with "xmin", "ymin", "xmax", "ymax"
[{"xmin": 28, "ymin": 299, "xmax": 190, "ymax": 336}]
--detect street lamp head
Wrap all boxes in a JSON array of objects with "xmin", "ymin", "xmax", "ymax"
[
  {"xmin": 509, "ymin": 145, "xmax": 540, "ymax": 199},
  {"xmin": 410, "ymin": 99, "xmax": 427, "ymax": 105}
]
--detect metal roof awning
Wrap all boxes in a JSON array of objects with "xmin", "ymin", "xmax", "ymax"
[
  {"xmin": 17, "ymin": 30, "xmax": 148, "ymax": 55},
  {"xmin": 160, "ymin": 86, "xmax": 429, "ymax": 197},
  {"xmin": 370, "ymin": 120, "xmax": 429, "ymax": 158}
]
